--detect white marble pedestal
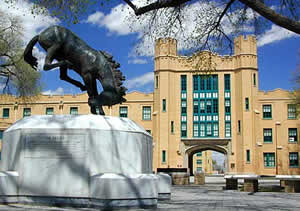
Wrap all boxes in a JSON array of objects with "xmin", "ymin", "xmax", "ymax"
[{"xmin": 0, "ymin": 115, "xmax": 171, "ymax": 208}]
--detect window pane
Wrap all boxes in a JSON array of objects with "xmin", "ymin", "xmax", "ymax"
[
  {"xmin": 162, "ymin": 99, "xmax": 166, "ymax": 112},
  {"xmin": 70, "ymin": 107, "xmax": 78, "ymax": 115},
  {"xmin": 289, "ymin": 152, "xmax": 299, "ymax": 167},
  {"xmin": 181, "ymin": 75, "xmax": 187, "ymax": 91},
  {"xmin": 46, "ymin": 107, "xmax": 54, "ymax": 115},
  {"xmin": 23, "ymin": 108, "xmax": 31, "ymax": 117},
  {"xmin": 288, "ymin": 128, "xmax": 298, "ymax": 142},
  {"xmin": 3, "ymin": 108, "xmax": 9, "ymax": 118},
  {"xmin": 288, "ymin": 104, "xmax": 296, "ymax": 119},
  {"xmin": 263, "ymin": 105, "xmax": 272, "ymax": 118},
  {"xmin": 119, "ymin": 106, "xmax": 128, "ymax": 117},
  {"xmin": 142, "ymin": 106, "xmax": 151, "ymax": 120},
  {"xmin": 263, "ymin": 128, "xmax": 272, "ymax": 142}
]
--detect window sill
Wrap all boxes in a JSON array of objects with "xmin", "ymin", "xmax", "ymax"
[
  {"xmin": 142, "ymin": 119, "xmax": 152, "ymax": 121},
  {"xmin": 287, "ymin": 118, "xmax": 297, "ymax": 120},
  {"xmin": 288, "ymin": 142, "xmax": 298, "ymax": 144},
  {"xmin": 262, "ymin": 118, "xmax": 272, "ymax": 120},
  {"xmin": 263, "ymin": 142, "xmax": 273, "ymax": 144},
  {"xmin": 264, "ymin": 166, "xmax": 275, "ymax": 168},
  {"xmin": 289, "ymin": 166, "xmax": 299, "ymax": 168}
]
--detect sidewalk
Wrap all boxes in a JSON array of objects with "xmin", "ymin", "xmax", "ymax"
[{"xmin": 0, "ymin": 184, "xmax": 300, "ymax": 210}]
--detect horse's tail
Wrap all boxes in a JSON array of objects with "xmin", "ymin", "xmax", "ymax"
[
  {"xmin": 23, "ymin": 35, "xmax": 39, "ymax": 70},
  {"xmin": 101, "ymin": 51, "xmax": 127, "ymax": 103}
]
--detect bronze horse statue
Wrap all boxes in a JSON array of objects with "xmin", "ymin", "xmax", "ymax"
[{"xmin": 24, "ymin": 25, "xmax": 127, "ymax": 115}]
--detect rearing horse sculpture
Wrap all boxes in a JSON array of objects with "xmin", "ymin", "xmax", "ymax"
[{"xmin": 24, "ymin": 25, "xmax": 127, "ymax": 115}]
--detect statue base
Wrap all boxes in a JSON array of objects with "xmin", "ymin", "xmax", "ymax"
[{"xmin": 0, "ymin": 115, "xmax": 171, "ymax": 208}]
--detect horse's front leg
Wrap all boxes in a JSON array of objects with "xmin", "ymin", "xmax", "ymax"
[{"xmin": 59, "ymin": 66, "xmax": 87, "ymax": 91}]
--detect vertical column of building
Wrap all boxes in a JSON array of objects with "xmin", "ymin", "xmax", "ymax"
[
  {"xmin": 224, "ymin": 74, "xmax": 231, "ymax": 137},
  {"xmin": 181, "ymin": 75, "xmax": 187, "ymax": 138}
]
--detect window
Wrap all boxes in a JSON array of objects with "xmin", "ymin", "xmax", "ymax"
[
  {"xmin": 2, "ymin": 108, "xmax": 9, "ymax": 118},
  {"xmin": 181, "ymin": 123, "xmax": 187, "ymax": 137},
  {"xmin": 200, "ymin": 100, "xmax": 205, "ymax": 113},
  {"xmin": 193, "ymin": 124, "xmax": 199, "ymax": 137},
  {"xmin": 181, "ymin": 75, "xmax": 187, "ymax": 91},
  {"xmin": 263, "ymin": 128, "xmax": 272, "ymax": 143},
  {"xmin": 155, "ymin": 75, "xmax": 159, "ymax": 88},
  {"xmin": 70, "ymin": 107, "xmax": 78, "ymax": 115},
  {"xmin": 0, "ymin": 130, "xmax": 3, "ymax": 140},
  {"xmin": 213, "ymin": 99, "xmax": 218, "ymax": 113},
  {"xmin": 119, "ymin": 106, "xmax": 128, "ymax": 117},
  {"xmin": 212, "ymin": 75, "xmax": 218, "ymax": 90},
  {"xmin": 193, "ymin": 101, "xmax": 199, "ymax": 114},
  {"xmin": 200, "ymin": 76, "xmax": 205, "ymax": 90},
  {"xmin": 196, "ymin": 159, "xmax": 202, "ymax": 165},
  {"xmin": 288, "ymin": 128, "xmax": 298, "ymax": 143},
  {"xmin": 225, "ymin": 122, "xmax": 231, "ymax": 137},
  {"xmin": 171, "ymin": 121, "xmax": 174, "ymax": 133},
  {"xmin": 142, "ymin": 106, "xmax": 151, "ymax": 120},
  {"xmin": 200, "ymin": 123, "xmax": 205, "ymax": 137},
  {"xmin": 23, "ymin": 108, "xmax": 31, "ymax": 117},
  {"xmin": 238, "ymin": 120, "xmax": 241, "ymax": 133},
  {"xmin": 193, "ymin": 75, "xmax": 198, "ymax": 91},
  {"xmin": 162, "ymin": 150, "xmax": 166, "ymax": 163},
  {"xmin": 213, "ymin": 123, "xmax": 218, "ymax": 137},
  {"xmin": 225, "ymin": 100, "xmax": 230, "ymax": 113},
  {"xmin": 196, "ymin": 167, "xmax": 202, "ymax": 172},
  {"xmin": 264, "ymin": 153, "xmax": 275, "ymax": 167},
  {"xmin": 46, "ymin": 107, "xmax": 54, "ymax": 115},
  {"xmin": 246, "ymin": 150, "xmax": 250, "ymax": 163},
  {"xmin": 146, "ymin": 130, "xmax": 151, "ymax": 135},
  {"xmin": 206, "ymin": 100, "xmax": 212, "ymax": 113},
  {"xmin": 253, "ymin": 73, "xmax": 256, "ymax": 86},
  {"xmin": 224, "ymin": 74, "xmax": 230, "ymax": 91},
  {"xmin": 245, "ymin": 98, "xmax": 249, "ymax": 110},
  {"xmin": 197, "ymin": 152, "xmax": 202, "ymax": 157},
  {"xmin": 162, "ymin": 99, "xmax": 166, "ymax": 112},
  {"xmin": 288, "ymin": 104, "xmax": 296, "ymax": 119},
  {"xmin": 207, "ymin": 123, "xmax": 212, "ymax": 136},
  {"xmin": 263, "ymin": 105, "xmax": 272, "ymax": 119},
  {"xmin": 181, "ymin": 101, "xmax": 187, "ymax": 114},
  {"xmin": 289, "ymin": 152, "xmax": 299, "ymax": 167}
]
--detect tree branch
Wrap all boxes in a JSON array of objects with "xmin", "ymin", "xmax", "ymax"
[
  {"xmin": 123, "ymin": 0, "xmax": 192, "ymax": 16},
  {"xmin": 238, "ymin": 0, "xmax": 300, "ymax": 34}
]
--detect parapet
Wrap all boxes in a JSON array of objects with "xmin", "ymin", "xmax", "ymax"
[{"xmin": 155, "ymin": 37, "xmax": 177, "ymax": 57}]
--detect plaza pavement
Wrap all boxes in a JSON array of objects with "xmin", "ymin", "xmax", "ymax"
[{"xmin": 1, "ymin": 177, "xmax": 300, "ymax": 210}]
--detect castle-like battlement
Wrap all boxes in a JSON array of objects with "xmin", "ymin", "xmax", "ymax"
[
  {"xmin": 155, "ymin": 37, "xmax": 177, "ymax": 57},
  {"xmin": 234, "ymin": 35, "xmax": 257, "ymax": 56}
]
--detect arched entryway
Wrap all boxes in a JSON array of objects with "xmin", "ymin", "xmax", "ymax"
[{"xmin": 185, "ymin": 145, "xmax": 228, "ymax": 176}]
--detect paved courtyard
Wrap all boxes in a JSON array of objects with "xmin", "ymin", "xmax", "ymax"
[{"xmin": 1, "ymin": 182, "xmax": 300, "ymax": 210}]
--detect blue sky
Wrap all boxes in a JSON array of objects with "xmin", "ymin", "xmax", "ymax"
[{"xmin": 0, "ymin": 0, "xmax": 299, "ymax": 95}]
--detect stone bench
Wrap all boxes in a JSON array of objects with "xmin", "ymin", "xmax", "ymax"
[
  {"xmin": 276, "ymin": 175, "xmax": 300, "ymax": 193},
  {"xmin": 171, "ymin": 173, "xmax": 190, "ymax": 185},
  {"xmin": 224, "ymin": 175, "xmax": 260, "ymax": 192},
  {"xmin": 194, "ymin": 172, "xmax": 205, "ymax": 185}
]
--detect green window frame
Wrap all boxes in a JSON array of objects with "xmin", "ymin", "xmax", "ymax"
[
  {"xmin": 196, "ymin": 167, "xmax": 202, "ymax": 172},
  {"xmin": 2, "ymin": 108, "xmax": 9, "ymax": 118},
  {"xmin": 162, "ymin": 150, "xmax": 166, "ymax": 163},
  {"xmin": 288, "ymin": 128, "xmax": 298, "ymax": 143},
  {"xmin": 181, "ymin": 100, "xmax": 187, "ymax": 114},
  {"xmin": 264, "ymin": 153, "xmax": 275, "ymax": 167},
  {"xmin": 119, "ymin": 106, "xmax": 128, "ymax": 117},
  {"xmin": 246, "ymin": 150, "xmax": 250, "ymax": 163},
  {"xmin": 263, "ymin": 105, "xmax": 272, "ymax": 119},
  {"xmin": 181, "ymin": 75, "xmax": 187, "ymax": 91},
  {"xmin": 245, "ymin": 97, "xmax": 249, "ymax": 110},
  {"xmin": 193, "ymin": 75, "xmax": 198, "ymax": 91},
  {"xmin": 171, "ymin": 121, "xmax": 174, "ymax": 133},
  {"xmin": 225, "ymin": 100, "xmax": 230, "ymax": 113},
  {"xmin": 288, "ymin": 104, "xmax": 296, "ymax": 119},
  {"xmin": 162, "ymin": 99, "xmax": 166, "ymax": 112},
  {"xmin": 224, "ymin": 74, "xmax": 230, "ymax": 91},
  {"xmin": 181, "ymin": 123, "xmax": 187, "ymax": 137},
  {"xmin": 23, "ymin": 108, "xmax": 31, "ymax": 117},
  {"xmin": 142, "ymin": 106, "xmax": 151, "ymax": 120},
  {"xmin": 225, "ymin": 122, "xmax": 231, "ymax": 137},
  {"xmin": 46, "ymin": 107, "xmax": 54, "ymax": 115},
  {"xmin": 197, "ymin": 152, "xmax": 202, "ymax": 157},
  {"xmin": 289, "ymin": 152, "xmax": 299, "ymax": 167},
  {"xmin": 70, "ymin": 107, "xmax": 78, "ymax": 115},
  {"xmin": 196, "ymin": 159, "xmax": 202, "ymax": 165},
  {"xmin": 263, "ymin": 128, "xmax": 272, "ymax": 143},
  {"xmin": 0, "ymin": 130, "xmax": 3, "ymax": 140}
]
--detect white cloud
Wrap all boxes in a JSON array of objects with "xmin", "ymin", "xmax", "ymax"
[
  {"xmin": 128, "ymin": 58, "xmax": 147, "ymax": 64},
  {"xmin": 0, "ymin": 0, "xmax": 59, "ymax": 70},
  {"xmin": 257, "ymin": 24, "xmax": 298, "ymax": 47},
  {"xmin": 85, "ymin": 11, "xmax": 104, "ymax": 25},
  {"xmin": 124, "ymin": 72, "xmax": 153, "ymax": 89},
  {"xmin": 42, "ymin": 87, "xmax": 64, "ymax": 95}
]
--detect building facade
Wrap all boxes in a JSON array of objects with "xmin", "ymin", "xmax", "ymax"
[{"xmin": 0, "ymin": 35, "xmax": 299, "ymax": 175}]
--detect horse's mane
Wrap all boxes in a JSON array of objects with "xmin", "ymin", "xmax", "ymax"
[{"xmin": 99, "ymin": 51, "xmax": 127, "ymax": 99}]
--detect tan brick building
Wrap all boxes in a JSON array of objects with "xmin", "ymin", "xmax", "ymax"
[{"xmin": 0, "ymin": 35, "xmax": 299, "ymax": 176}]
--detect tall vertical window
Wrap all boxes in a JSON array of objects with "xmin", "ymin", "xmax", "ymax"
[
  {"xmin": 225, "ymin": 100, "xmax": 230, "ymax": 113},
  {"xmin": 224, "ymin": 74, "xmax": 230, "ymax": 91},
  {"xmin": 289, "ymin": 152, "xmax": 299, "ymax": 167},
  {"xmin": 181, "ymin": 75, "xmax": 187, "ymax": 91},
  {"xmin": 193, "ymin": 123, "xmax": 199, "ymax": 137},
  {"xmin": 2, "ymin": 108, "xmax": 9, "ymax": 118},
  {"xmin": 162, "ymin": 150, "xmax": 166, "ymax": 163},
  {"xmin": 288, "ymin": 128, "xmax": 298, "ymax": 143},
  {"xmin": 263, "ymin": 105, "xmax": 272, "ymax": 119},
  {"xmin": 245, "ymin": 97, "xmax": 249, "ymax": 110},
  {"xmin": 70, "ymin": 107, "xmax": 78, "ymax": 115},
  {"xmin": 225, "ymin": 123, "xmax": 231, "ymax": 137},
  {"xmin": 0, "ymin": 130, "xmax": 3, "ymax": 140},
  {"xmin": 238, "ymin": 120, "xmax": 241, "ymax": 133},
  {"xmin": 142, "ymin": 106, "xmax": 151, "ymax": 120},
  {"xmin": 193, "ymin": 75, "xmax": 198, "ymax": 91},
  {"xmin": 46, "ymin": 107, "xmax": 54, "ymax": 115},
  {"xmin": 288, "ymin": 104, "xmax": 296, "ymax": 119},
  {"xmin": 181, "ymin": 123, "xmax": 187, "ymax": 137},
  {"xmin": 171, "ymin": 121, "xmax": 174, "ymax": 133},
  {"xmin": 264, "ymin": 153, "xmax": 275, "ymax": 167},
  {"xmin": 263, "ymin": 128, "xmax": 272, "ymax": 143},
  {"xmin": 181, "ymin": 101, "xmax": 187, "ymax": 114},
  {"xmin": 23, "ymin": 108, "xmax": 31, "ymax": 117},
  {"xmin": 162, "ymin": 99, "xmax": 166, "ymax": 112},
  {"xmin": 155, "ymin": 75, "xmax": 159, "ymax": 88},
  {"xmin": 246, "ymin": 150, "xmax": 250, "ymax": 163},
  {"xmin": 253, "ymin": 73, "xmax": 256, "ymax": 86},
  {"xmin": 119, "ymin": 106, "xmax": 128, "ymax": 117}
]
